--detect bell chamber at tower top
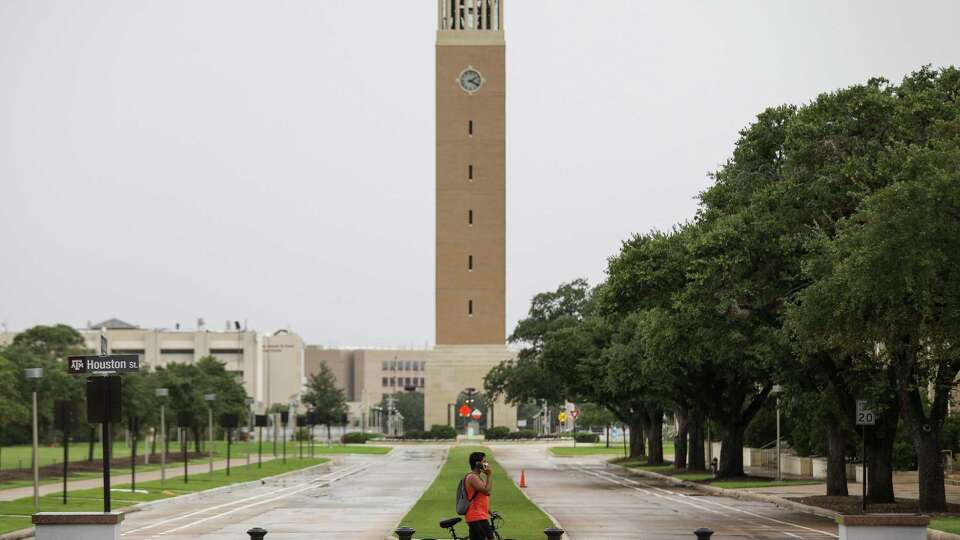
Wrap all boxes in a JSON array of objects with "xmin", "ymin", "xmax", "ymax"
[{"xmin": 439, "ymin": 0, "xmax": 503, "ymax": 31}]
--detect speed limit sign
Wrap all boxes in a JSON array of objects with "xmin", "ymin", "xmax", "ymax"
[{"xmin": 856, "ymin": 400, "xmax": 876, "ymax": 426}]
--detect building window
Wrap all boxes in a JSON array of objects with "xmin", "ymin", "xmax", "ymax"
[
  {"xmin": 468, "ymin": 164, "xmax": 474, "ymax": 180},
  {"xmin": 468, "ymin": 299, "xmax": 474, "ymax": 316},
  {"xmin": 468, "ymin": 255, "xmax": 474, "ymax": 271},
  {"xmin": 468, "ymin": 209, "xmax": 474, "ymax": 225},
  {"xmin": 405, "ymin": 377, "xmax": 412, "ymax": 387},
  {"xmin": 469, "ymin": 120, "xmax": 474, "ymax": 136},
  {"xmin": 421, "ymin": 361, "xmax": 427, "ymax": 371},
  {"xmin": 382, "ymin": 377, "xmax": 389, "ymax": 387},
  {"xmin": 390, "ymin": 377, "xmax": 396, "ymax": 387},
  {"xmin": 382, "ymin": 361, "xmax": 389, "ymax": 371},
  {"xmin": 413, "ymin": 362, "xmax": 419, "ymax": 372}
]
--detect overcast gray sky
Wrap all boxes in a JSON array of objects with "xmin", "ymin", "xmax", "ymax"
[{"xmin": 1, "ymin": 1, "xmax": 957, "ymax": 347}]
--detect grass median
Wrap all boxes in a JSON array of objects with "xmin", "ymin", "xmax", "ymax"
[
  {"xmin": 396, "ymin": 446, "xmax": 554, "ymax": 539},
  {"xmin": 0, "ymin": 457, "xmax": 329, "ymax": 536}
]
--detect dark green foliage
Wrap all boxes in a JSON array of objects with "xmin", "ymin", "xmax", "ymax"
[
  {"xmin": 378, "ymin": 391, "xmax": 424, "ymax": 432},
  {"xmin": 429, "ymin": 425, "xmax": 457, "ymax": 440},
  {"xmin": 574, "ymin": 432, "xmax": 600, "ymax": 443},
  {"xmin": 485, "ymin": 426, "xmax": 510, "ymax": 440},
  {"xmin": 302, "ymin": 363, "xmax": 348, "ymax": 428},
  {"xmin": 341, "ymin": 432, "xmax": 370, "ymax": 444}
]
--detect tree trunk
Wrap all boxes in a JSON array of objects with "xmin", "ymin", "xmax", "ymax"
[
  {"xmin": 646, "ymin": 406, "xmax": 664, "ymax": 466},
  {"xmin": 327, "ymin": 425, "xmax": 332, "ymax": 446},
  {"xmin": 628, "ymin": 419, "xmax": 645, "ymax": 459},
  {"xmin": 193, "ymin": 426, "xmax": 202, "ymax": 453},
  {"xmin": 718, "ymin": 426, "xmax": 745, "ymax": 478},
  {"xmin": 915, "ymin": 430, "xmax": 947, "ymax": 512},
  {"xmin": 674, "ymin": 405, "xmax": 689, "ymax": 471},
  {"xmin": 824, "ymin": 411, "xmax": 848, "ymax": 496},
  {"xmin": 860, "ymin": 401, "xmax": 898, "ymax": 503},
  {"xmin": 688, "ymin": 411, "xmax": 705, "ymax": 470}
]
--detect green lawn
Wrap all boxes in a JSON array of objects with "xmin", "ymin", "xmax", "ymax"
[
  {"xmin": 215, "ymin": 442, "xmax": 391, "ymax": 456},
  {"xmin": 396, "ymin": 446, "xmax": 554, "ymax": 539},
  {"xmin": 930, "ymin": 517, "xmax": 960, "ymax": 534},
  {"xmin": 0, "ymin": 458, "xmax": 329, "ymax": 536},
  {"xmin": 710, "ymin": 479, "xmax": 822, "ymax": 489},
  {"xmin": 612, "ymin": 459, "xmax": 822, "ymax": 488}
]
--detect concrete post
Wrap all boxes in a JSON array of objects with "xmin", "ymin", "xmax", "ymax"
[
  {"xmin": 544, "ymin": 527, "xmax": 565, "ymax": 539},
  {"xmin": 246, "ymin": 527, "xmax": 268, "ymax": 540},
  {"xmin": 694, "ymin": 528, "xmax": 714, "ymax": 539},
  {"xmin": 395, "ymin": 527, "xmax": 416, "ymax": 540}
]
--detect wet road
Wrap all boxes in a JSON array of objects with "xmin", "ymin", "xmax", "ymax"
[
  {"xmin": 120, "ymin": 446, "xmax": 445, "ymax": 540},
  {"xmin": 492, "ymin": 444, "xmax": 839, "ymax": 540}
]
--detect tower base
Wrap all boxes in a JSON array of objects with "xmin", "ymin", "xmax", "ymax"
[{"xmin": 425, "ymin": 345, "xmax": 517, "ymax": 430}]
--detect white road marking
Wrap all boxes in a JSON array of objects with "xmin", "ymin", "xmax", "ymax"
[
  {"xmin": 122, "ymin": 464, "xmax": 366, "ymax": 536},
  {"xmin": 155, "ymin": 464, "xmax": 368, "ymax": 536},
  {"xmin": 575, "ymin": 466, "xmax": 838, "ymax": 538},
  {"xmin": 785, "ymin": 532, "xmax": 803, "ymax": 538}
]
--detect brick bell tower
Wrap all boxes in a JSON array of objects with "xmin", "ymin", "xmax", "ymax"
[{"xmin": 425, "ymin": 0, "xmax": 515, "ymax": 430}]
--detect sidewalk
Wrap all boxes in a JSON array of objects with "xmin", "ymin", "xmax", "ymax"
[
  {"xmin": 738, "ymin": 471, "xmax": 960, "ymax": 504},
  {"xmin": 0, "ymin": 453, "xmax": 276, "ymax": 501}
]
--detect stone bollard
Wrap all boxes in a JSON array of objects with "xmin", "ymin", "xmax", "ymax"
[
  {"xmin": 395, "ymin": 526, "xmax": 416, "ymax": 540},
  {"xmin": 544, "ymin": 527, "xmax": 565, "ymax": 539},
  {"xmin": 694, "ymin": 528, "xmax": 714, "ymax": 539},
  {"xmin": 247, "ymin": 527, "xmax": 268, "ymax": 540}
]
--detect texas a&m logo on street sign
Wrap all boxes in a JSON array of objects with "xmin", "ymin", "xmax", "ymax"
[{"xmin": 67, "ymin": 355, "xmax": 140, "ymax": 375}]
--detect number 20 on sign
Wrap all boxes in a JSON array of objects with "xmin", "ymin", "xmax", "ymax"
[{"xmin": 856, "ymin": 400, "xmax": 876, "ymax": 426}]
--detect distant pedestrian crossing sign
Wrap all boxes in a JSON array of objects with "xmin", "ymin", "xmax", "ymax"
[{"xmin": 558, "ymin": 411, "xmax": 567, "ymax": 423}]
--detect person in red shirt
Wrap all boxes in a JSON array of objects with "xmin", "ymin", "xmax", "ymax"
[{"xmin": 465, "ymin": 451, "xmax": 493, "ymax": 540}]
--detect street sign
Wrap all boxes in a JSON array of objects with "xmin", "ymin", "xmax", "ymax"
[
  {"xmin": 558, "ymin": 411, "xmax": 567, "ymax": 423},
  {"xmin": 517, "ymin": 419, "xmax": 527, "ymax": 428},
  {"xmin": 255, "ymin": 414, "xmax": 269, "ymax": 427},
  {"xmin": 471, "ymin": 409, "xmax": 482, "ymax": 420},
  {"xmin": 459, "ymin": 404, "xmax": 472, "ymax": 417},
  {"xmin": 68, "ymin": 355, "xmax": 139, "ymax": 375},
  {"xmin": 856, "ymin": 400, "xmax": 876, "ymax": 426}
]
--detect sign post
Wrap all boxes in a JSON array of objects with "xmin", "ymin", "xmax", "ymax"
[
  {"xmin": 54, "ymin": 400, "xmax": 74, "ymax": 505},
  {"xmin": 176, "ymin": 413, "xmax": 191, "ymax": 484},
  {"xmin": 280, "ymin": 411, "xmax": 289, "ymax": 464},
  {"xmin": 856, "ymin": 400, "xmax": 877, "ymax": 513},
  {"xmin": 128, "ymin": 416, "xmax": 139, "ymax": 492},
  {"xmin": 255, "ymin": 415, "xmax": 268, "ymax": 468},
  {"xmin": 70, "ymin": 351, "xmax": 138, "ymax": 514}
]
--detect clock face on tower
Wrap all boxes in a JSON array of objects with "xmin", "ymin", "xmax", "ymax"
[{"xmin": 458, "ymin": 67, "xmax": 484, "ymax": 94}]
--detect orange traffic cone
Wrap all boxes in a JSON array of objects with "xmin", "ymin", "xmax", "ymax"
[{"xmin": 519, "ymin": 469, "xmax": 527, "ymax": 488}]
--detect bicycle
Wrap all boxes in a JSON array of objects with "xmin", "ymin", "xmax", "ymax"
[{"xmin": 437, "ymin": 511, "xmax": 514, "ymax": 540}]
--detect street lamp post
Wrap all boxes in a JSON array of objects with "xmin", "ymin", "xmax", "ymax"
[
  {"xmin": 245, "ymin": 398, "xmax": 255, "ymax": 466},
  {"xmin": 155, "ymin": 388, "xmax": 169, "ymax": 489},
  {"xmin": 204, "ymin": 394, "xmax": 216, "ymax": 474},
  {"xmin": 25, "ymin": 368, "xmax": 43, "ymax": 510}
]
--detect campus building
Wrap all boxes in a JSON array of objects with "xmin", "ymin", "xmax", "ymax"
[{"xmin": 1, "ymin": 319, "xmax": 306, "ymax": 413}]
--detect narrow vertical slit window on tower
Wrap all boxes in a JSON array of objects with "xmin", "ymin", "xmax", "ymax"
[
  {"xmin": 468, "ymin": 209, "xmax": 474, "ymax": 225},
  {"xmin": 468, "ymin": 299, "xmax": 474, "ymax": 316},
  {"xmin": 468, "ymin": 255, "xmax": 474, "ymax": 271},
  {"xmin": 468, "ymin": 164, "xmax": 474, "ymax": 180},
  {"xmin": 469, "ymin": 120, "xmax": 474, "ymax": 136}
]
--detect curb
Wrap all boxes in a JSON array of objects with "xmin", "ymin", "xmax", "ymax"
[
  {"xmin": 608, "ymin": 462, "xmax": 960, "ymax": 540},
  {"xmin": 608, "ymin": 462, "xmax": 840, "ymax": 520},
  {"xmin": 1, "ymin": 460, "xmax": 333, "ymax": 540}
]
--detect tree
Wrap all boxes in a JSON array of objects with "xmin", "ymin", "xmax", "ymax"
[
  {"xmin": 302, "ymin": 364, "xmax": 348, "ymax": 443},
  {"xmin": 379, "ymin": 391, "xmax": 424, "ymax": 432}
]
